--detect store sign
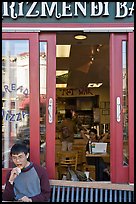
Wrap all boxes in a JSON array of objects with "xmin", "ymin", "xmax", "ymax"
[
  {"xmin": 57, "ymin": 88, "xmax": 95, "ymax": 97},
  {"xmin": 2, "ymin": 2, "xmax": 134, "ymax": 23}
]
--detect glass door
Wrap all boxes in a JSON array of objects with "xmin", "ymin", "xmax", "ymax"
[
  {"xmin": 110, "ymin": 32, "xmax": 134, "ymax": 183},
  {"xmin": 39, "ymin": 33, "xmax": 56, "ymax": 179},
  {"xmin": 2, "ymin": 32, "xmax": 56, "ymax": 184}
]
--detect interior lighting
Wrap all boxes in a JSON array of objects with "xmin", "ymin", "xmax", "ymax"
[
  {"xmin": 89, "ymin": 61, "xmax": 93, "ymax": 65},
  {"xmin": 91, "ymin": 56, "xmax": 95, "ymax": 61},
  {"xmin": 56, "ymin": 84, "xmax": 67, "ymax": 88},
  {"xmin": 88, "ymin": 83, "xmax": 103, "ymax": 88},
  {"xmin": 74, "ymin": 34, "xmax": 87, "ymax": 40},
  {"xmin": 56, "ymin": 45, "xmax": 71, "ymax": 57},
  {"xmin": 96, "ymin": 48, "xmax": 100, "ymax": 52},
  {"xmin": 56, "ymin": 70, "xmax": 68, "ymax": 76},
  {"xmin": 96, "ymin": 44, "xmax": 102, "ymax": 52}
]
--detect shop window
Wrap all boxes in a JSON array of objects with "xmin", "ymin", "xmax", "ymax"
[
  {"xmin": 39, "ymin": 42, "xmax": 47, "ymax": 167},
  {"xmin": 2, "ymin": 40, "xmax": 29, "ymax": 168},
  {"xmin": 122, "ymin": 41, "xmax": 128, "ymax": 166}
]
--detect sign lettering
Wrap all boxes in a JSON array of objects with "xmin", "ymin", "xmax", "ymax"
[
  {"xmin": 4, "ymin": 84, "xmax": 29, "ymax": 96},
  {"xmin": 2, "ymin": 2, "xmax": 134, "ymax": 20},
  {"xmin": 57, "ymin": 88, "xmax": 94, "ymax": 97},
  {"xmin": 2, "ymin": 109, "xmax": 28, "ymax": 122}
]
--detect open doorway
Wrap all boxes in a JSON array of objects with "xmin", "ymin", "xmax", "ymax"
[{"xmin": 55, "ymin": 32, "xmax": 110, "ymax": 181}]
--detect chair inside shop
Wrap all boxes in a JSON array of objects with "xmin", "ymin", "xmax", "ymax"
[
  {"xmin": 57, "ymin": 151, "xmax": 78, "ymax": 179},
  {"xmin": 74, "ymin": 149, "xmax": 86, "ymax": 171}
]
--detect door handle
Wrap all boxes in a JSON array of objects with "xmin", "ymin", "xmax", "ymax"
[
  {"xmin": 48, "ymin": 98, "xmax": 53, "ymax": 123},
  {"xmin": 116, "ymin": 97, "xmax": 121, "ymax": 122}
]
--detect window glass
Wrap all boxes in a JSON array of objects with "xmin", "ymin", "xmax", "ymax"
[
  {"xmin": 40, "ymin": 42, "xmax": 47, "ymax": 167},
  {"xmin": 122, "ymin": 41, "xmax": 128, "ymax": 166},
  {"xmin": 2, "ymin": 40, "xmax": 29, "ymax": 168}
]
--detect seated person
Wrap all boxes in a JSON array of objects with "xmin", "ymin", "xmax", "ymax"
[
  {"xmin": 82, "ymin": 128, "xmax": 110, "ymax": 181},
  {"xmin": 98, "ymin": 130, "xmax": 109, "ymax": 142}
]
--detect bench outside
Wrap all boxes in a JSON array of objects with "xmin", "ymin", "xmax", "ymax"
[
  {"xmin": 2, "ymin": 180, "xmax": 134, "ymax": 202},
  {"xmin": 49, "ymin": 180, "xmax": 134, "ymax": 202}
]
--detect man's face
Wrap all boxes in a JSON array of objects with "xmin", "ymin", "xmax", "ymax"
[{"xmin": 11, "ymin": 152, "xmax": 29, "ymax": 169}]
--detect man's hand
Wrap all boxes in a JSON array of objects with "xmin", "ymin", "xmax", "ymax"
[
  {"xmin": 19, "ymin": 196, "xmax": 32, "ymax": 202},
  {"xmin": 9, "ymin": 167, "xmax": 21, "ymax": 184}
]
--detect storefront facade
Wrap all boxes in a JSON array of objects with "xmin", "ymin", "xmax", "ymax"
[{"xmin": 2, "ymin": 2, "xmax": 134, "ymax": 184}]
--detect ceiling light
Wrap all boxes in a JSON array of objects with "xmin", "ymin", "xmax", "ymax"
[
  {"xmin": 96, "ymin": 48, "xmax": 100, "ymax": 52},
  {"xmin": 89, "ymin": 61, "xmax": 93, "ymax": 65},
  {"xmin": 74, "ymin": 34, "xmax": 87, "ymax": 40},
  {"xmin": 56, "ymin": 84, "xmax": 67, "ymax": 88},
  {"xmin": 96, "ymin": 44, "xmax": 102, "ymax": 52},
  {"xmin": 56, "ymin": 70, "xmax": 68, "ymax": 76},
  {"xmin": 91, "ymin": 56, "xmax": 94, "ymax": 61},
  {"xmin": 56, "ymin": 45, "xmax": 71, "ymax": 57},
  {"xmin": 88, "ymin": 83, "xmax": 103, "ymax": 88},
  {"xmin": 91, "ymin": 49, "xmax": 94, "ymax": 54}
]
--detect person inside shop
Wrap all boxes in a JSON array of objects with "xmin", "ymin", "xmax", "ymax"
[
  {"xmin": 2, "ymin": 143, "xmax": 51, "ymax": 202},
  {"xmin": 98, "ymin": 129, "xmax": 110, "ymax": 142},
  {"xmin": 72, "ymin": 110, "xmax": 83, "ymax": 134},
  {"xmin": 81, "ymin": 128, "xmax": 109, "ymax": 143},
  {"xmin": 81, "ymin": 128, "xmax": 110, "ymax": 181},
  {"xmin": 60, "ymin": 109, "xmax": 76, "ymax": 151}
]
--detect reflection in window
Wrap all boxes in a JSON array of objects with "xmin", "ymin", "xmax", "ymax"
[
  {"xmin": 2, "ymin": 40, "xmax": 29, "ymax": 168},
  {"xmin": 122, "ymin": 41, "xmax": 128, "ymax": 166},
  {"xmin": 40, "ymin": 42, "xmax": 47, "ymax": 167}
]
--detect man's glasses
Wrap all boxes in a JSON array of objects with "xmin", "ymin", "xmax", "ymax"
[{"xmin": 11, "ymin": 153, "xmax": 26, "ymax": 161}]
